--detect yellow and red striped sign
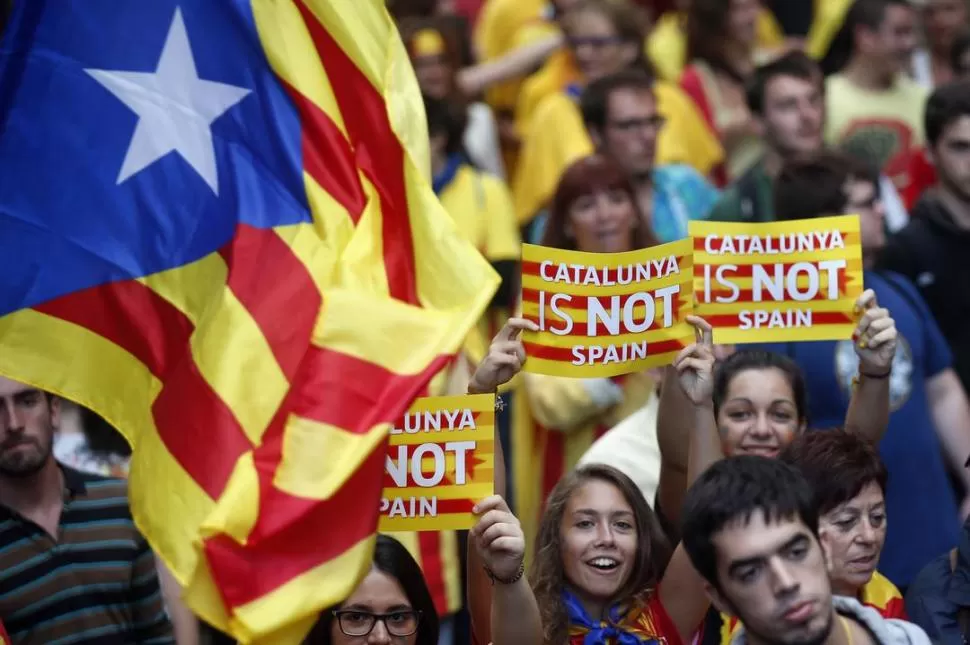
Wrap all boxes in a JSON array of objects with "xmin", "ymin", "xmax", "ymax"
[
  {"xmin": 380, "ymin": 394, "xmax": 495, "ymax": 532},
  {"xmin": 690, "ymin": 216, "xmax": 863, "ymax": 344},
  {"xmin": 0, "ymin": 2, "xmax": 498, "ymax": 643},
  {"xmin": 520, "ymin": 240, "xmax": 695, "ymax": 377}
]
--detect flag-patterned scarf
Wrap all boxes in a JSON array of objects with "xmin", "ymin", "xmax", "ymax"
[{"xmin": 564, "ymin": 588, "xmax": 666, "ymax": 645}]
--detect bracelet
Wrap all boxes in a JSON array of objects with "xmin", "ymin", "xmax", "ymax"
[
  {"xmin": 484, "ymin": 561, "xmax": 525, "ymax": 585},
  {"xmin": 858, "ymin": 368, "xmax": 891, "ymax": 380}
]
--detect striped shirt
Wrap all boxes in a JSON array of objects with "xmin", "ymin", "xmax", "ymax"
[{"xmin": 0, "ymin": 466, "xmax": 174, "ymax": 644}]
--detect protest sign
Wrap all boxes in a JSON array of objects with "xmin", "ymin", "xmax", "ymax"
[
  {"xmin": 690, "ymin": 215, "xmax": 863, "ymax": 344},
  {"xmin": 519, "ymin": 239, "xmax": 695, "ymax": 377},
  {"xmin": 379, "ymin": 394, "xmax": 495, "ymax": 532}
]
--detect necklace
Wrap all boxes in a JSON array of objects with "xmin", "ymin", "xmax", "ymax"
[{"xmin": 840, "ymin": 616, "xmax": 854, "ymax": 645}]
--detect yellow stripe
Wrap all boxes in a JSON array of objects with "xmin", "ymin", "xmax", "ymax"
[
  {"xmin": 694, "ymin": 249, "xmax": 864, "ymax": 265},
  {"xmin": 389, "ymin": 425, "xmax": 494, "ymax": 446},
  {"xmin": 383, "ymin": 483, "xmax": 494, "ymax": 500},
  {"xmin": 311, "ymin": 289, "xmax": 459, "ymax": 375},
  {"xmin": 381, "ymin": 515, "xmax": 475, "ymax": 532},
  {"xmin": 714, "ymin": 324, "xmax": 857, "ymax": 344},
  {"xmin": 522, "ymin": 239, "xmax": 694, "ymax": 267},
  {"xmin": 689, "ymin": 214, "xmax": 861, "ymax": 235},
  {"xmin": 230, "ymin": 535, "xmax": 377, "ymax": 644},
  {"xmin": 275, "ymin": 417, "xmax": 387, "ymax": 499},
  {"xmin": 440, "ymin": 529, "xmax": 462, "ymax": 614},
  {"xmin": 197, "ymin": 452, "xmax": 260, "ymax": 544},
  {"xmin": 251, "ymin": 0, "xmax": 349, "ymax": 137},
  {"xmin": 294, "ymin": 177, "xmax": 356, "ymax": 287},
  {"xmin": 141, "ymin": 259, "xmax": 289, "ymax": 446}
]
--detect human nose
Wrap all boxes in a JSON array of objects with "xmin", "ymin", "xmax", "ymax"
[
  {"xmin": 768, "ymin": 558, "xmax": 800, "ymax": 598},
  {"xmin": 749, "ymin": 413, "xmax": 773, "ymax": 438},
  {"xmin": 594, "ymin": 520, "xmax": 616, "ymax": 546},
  {"xmin": 367, "ymin": 618, "xmax": 393, "ymax": 644},
  {"xmin": 0, "ymin": 399, "xmax": 23, "ymax": 432},
  {"xmin": 856, "ymin": 518, "xmax": 877, "ymax": 546}
]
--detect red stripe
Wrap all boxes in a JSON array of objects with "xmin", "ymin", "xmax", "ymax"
[
  {"xmin": 419, "ymin": 530, "xmax": 448, "ymax": 615},
  {"xmin": 541, "ymin": 426, "xmax": 565, "ymax": 502},
  {"xmin": 219, "ymin": 225, "xmax": 320, "ymax": 378},
  {"xmin": 522, "ymin": 339, "xmax": 686, "ymax": 363},
  {"xmin": 34, "ymin": 279, "xmax": 251, "ymax": 499},
  {"xmin": 521, "ymin": 288, "xmax": 688, "ymax": 311},
  {"xmin": 35, "ymin": 281, "xmax": 193, "ymax": 378},
  {"xmin": 698, "ymin": 288, "xmax": 847, "ymax": 303},
  {"xmin": 284, "ymin": 344, "xmax": 450, "ymax": 435},
  {"xmin": 379, "ymin": 497, "xmax": 477, "ymax": 515},
  {"xmin": 296, "ymin": 2, "xmax": 418, "ymax": 305},
  {"xmin": 281, "ymin": 82, "xmax": 365, "ymax": 222},
  {"xmin": 694, "ymin": 262, "xmax": 847, "ymax": 278},
  {"xmin": 204, "ymin": 351, "xmax": 450, "ymax": 608}
]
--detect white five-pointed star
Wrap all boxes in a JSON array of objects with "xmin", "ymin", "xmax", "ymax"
[{"xmin": 86, "ymin": 7, "xmax": 250, "ymax": 195}]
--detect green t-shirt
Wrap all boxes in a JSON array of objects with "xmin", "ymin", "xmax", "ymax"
[{"xmin": 707, "ymin": 160, "xmax": 775, "ymax": 223}]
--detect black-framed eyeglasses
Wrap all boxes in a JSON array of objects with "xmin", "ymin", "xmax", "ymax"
[{"xmin": 333, "ymin": 609, "xmax": 422, "ymax": 637}]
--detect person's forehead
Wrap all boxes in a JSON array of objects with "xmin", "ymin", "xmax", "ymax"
[
  {"xmin": 713, "ymin": 510, "xmax": 809, "ymax": 562},
  {"xmin": 942, "ymin": 115, "xmax": 970, "ymax": 139},
  {"xmin": 607, "ymin": 87, "xmax": 656, "ymax": 115},
  {"xmin": 0, "ymin": 375, "xmax": 33, "ymax": 398},
  {"xmin": 764, "ymin": 74, "xmax": 819, "ymax": 100}
]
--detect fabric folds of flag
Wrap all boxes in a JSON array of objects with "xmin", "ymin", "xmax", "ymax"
[{"xmin": 0, "ymin": 1, "xmax": 498, "ymax": 642}]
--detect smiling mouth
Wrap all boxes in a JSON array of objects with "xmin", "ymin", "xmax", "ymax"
[
  {"xmin": 739, "ymin": 446, "xmax": 779, "ymax": 458},
  {"xmin": 848, "ymin": 554, "xmax": 877, "ymax": 567},
  {"xmin": 586, "ymin": 557, "xmax": 620, "ymax": 572}
]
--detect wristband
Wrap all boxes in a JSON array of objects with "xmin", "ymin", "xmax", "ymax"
[
  {"xmin": 859, "ymin": 368, "xmax": 891, "ymax": 379},
  {"xmin": 484, "ymin": 561, "xmax": 525, "ymax": 585}
]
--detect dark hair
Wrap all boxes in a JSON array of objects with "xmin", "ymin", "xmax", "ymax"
[
  {"xmin": 779, "ymin": 430, "xmax": 888, "ymax": 516},
  {"xmin": 686, "ymin": 0, "xmax": 749, "ymax": 82},
  {"xmin": 305, "ymin": 535, "xmax": 439, "ymax": 645},
  {"xmin": 925, "ymin": 80, "xmax": 970, "ymax": 146},
  {"xmin": 398, "ymin": 17, "xmax": 466, "ymax": 100},
  {"xmin": 681, "ymin": 456, "xmax": 819, "ymax": 588},
  {"xmin": 542, "ymin": 154, "xmax": 659, "ymax": 250},
  {"xmin": 951, "ymin": 30, "xmax": 970, "ymax": 76},
  {"xmin": 746, "ymin": 51, "xmax": 821, "ymax": 115},
  {"xmin": 580, "ymin": 69, "xmax": 656, "ymax": 133},
  {"xmin": 424, "ymin": 94, "xmax": 468, "ymax": 157},
  {"xmin": 822, "ymin": 0, "xmax": 914, "ymax": 74},
  {"xmin": 773, "ymin": 150, "xmax": 879, "ymax": 221},
  {"xmin": 712, "ymin": 350, "xmax": 809, "ymax": 426},
  {"xmin": 531, "ymin": 464, "xmax": 672, "ymax": 645},
  {"xmin": 568, "ymin": 0, "xmax": 657, "ymax": 77},
  {"xmin": 80, "ymin": 407, "xmax": 132, "ymax": 457}
]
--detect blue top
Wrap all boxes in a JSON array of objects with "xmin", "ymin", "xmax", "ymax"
[
  {"xmin": 748, "ymin": 270, "xmax": 959, "ymax": 587},
  {"xmin": 0, "ymin": 1, "xmax": 309, "ymax": 316}
]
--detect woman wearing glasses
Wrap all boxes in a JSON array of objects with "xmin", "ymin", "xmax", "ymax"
[{"xmin": 306, "ymin": 501, "xmax": 541, "ymax": 645}]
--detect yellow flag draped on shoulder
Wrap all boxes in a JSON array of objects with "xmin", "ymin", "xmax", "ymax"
[{"xmin": 0, "ymin": 0, "xmax": 498, "ymax": 642}]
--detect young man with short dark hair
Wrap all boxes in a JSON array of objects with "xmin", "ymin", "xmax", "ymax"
[
  {"xmin": 881, "ymin": 80, "xmax": 970, "ymax": 397},
  {"xmin": 825, "ymin": 0, "xmax": 927, "ymax": 194},
  {"xmin": 707, "ymin": 50, "xmax": 909, "ymax": 229},
  {"xmin": 746, "ymin": 149, "xmax": 970, "ymax": 591},
  {"xmin": 579, "ymin": 69, "xmax": 720, "ymax": 243},
  {"xmin": 681, "ymin": 456, "xmax": 931, "ymax": 645},
  {"xmin": 0, "ymin": 376, "xmax": 174, "ymax": 643}
]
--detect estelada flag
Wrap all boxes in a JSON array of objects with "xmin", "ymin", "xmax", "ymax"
[{"xmin": 0, "ymin": 1, "xmax": 498, "ymax": 642}]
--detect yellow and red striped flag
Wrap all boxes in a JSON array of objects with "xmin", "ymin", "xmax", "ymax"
[{"xmin": 0, "ymin": 0, "xmax": 498, "ymax": 642}]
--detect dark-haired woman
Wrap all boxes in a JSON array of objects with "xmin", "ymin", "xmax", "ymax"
[
  {"xmin": 655, "ymin": 291, "xmax": 896, "ymax": 532},
  {"xmin": 780, "ymin": 431, "xmax": 904, "ymax": 618},
  {"xmin": 308, "ymin": 505, "xmax": 541, "ymax": 645}
]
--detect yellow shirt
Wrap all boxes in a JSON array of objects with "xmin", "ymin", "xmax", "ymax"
[
  {"xmin": 646, "ymin": 10, "xmax": 785, "ymax": 83},
  {"xmin": 824, "ymin": 73, "xmax": 929, "ymax": 189},
  {"xmin": 512, "ymin": 81, "xmax": 723, "ymax": 224},
  {"xmin": 475, "ymin": 0, "xmax": 550, "ymax": 112}
]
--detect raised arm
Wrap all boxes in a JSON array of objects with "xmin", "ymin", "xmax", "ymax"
[
  {"xmin": 457, "ymin": 34, "xmax": 563, "ymax": 98},
  {"xmin": 466, "ymin": 318, "xmax": 538, "ymax": 645},
  {"xmin": 656, "ymin": 317, "xmax": 723, "ymax": 533},
  {"xmin": 470, "ymin": 495, "xmax": 543, "ymax": 645},
  {"xmin": 844, "ymin": 290, "xmax": 897, "ymax": 444}
]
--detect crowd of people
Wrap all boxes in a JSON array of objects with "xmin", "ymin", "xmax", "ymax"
[{"xmin": 5, "ymin": 0, "xmax": 970, "ymax": 643}]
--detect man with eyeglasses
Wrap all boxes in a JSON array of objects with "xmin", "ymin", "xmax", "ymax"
[{"xmin": 579, "ymin": 68, "xmax": 721, "ymax": 243}]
